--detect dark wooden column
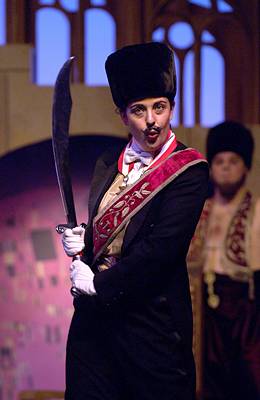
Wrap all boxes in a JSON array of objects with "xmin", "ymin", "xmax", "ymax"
[
  {"xmin": 6, "ymin": 0, "xmax": 27, "ymax": 43},
  {"xmin": 109, "ymin": 0, "xmax": 154, "ymax": 49},
  {"xmin": 70, "ymin": 7, "xmax": 84, "ymax": 82},
  {"xmin": 240, "ymin": 0, "xmax": 260, "ymax": 123}
]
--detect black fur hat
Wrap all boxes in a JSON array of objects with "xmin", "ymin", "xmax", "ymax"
[
  {"xmin": 105, "ymin": 42, "xmax": 176, "ymax": 110},
  {"xmin": 206, "ymin": 121, "xmax": 254, "ymax": 169}
]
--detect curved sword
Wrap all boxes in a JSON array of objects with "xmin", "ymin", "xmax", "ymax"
[
  {"xmin": 52, "ymin": 57, "xmax": 77, "ymax": 233},
  {"xmin": 52, "ymin": 58, "xmax": 87, "ymax": 298}
]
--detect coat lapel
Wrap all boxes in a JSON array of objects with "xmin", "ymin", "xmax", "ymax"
[
  {"xmin": 86, "ymin": 159, "xmax": 117, "ymax": 265},
  {"xmin": 88, "ymin": 159, "xmax": 118, "ymax": 222}
]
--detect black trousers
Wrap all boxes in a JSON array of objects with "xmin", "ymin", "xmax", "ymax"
[
  {"xmin": 203, "ymin": 275, "xmax": 260, "ymax": 400},
  {"xmin": 65, "ymin": 297, "xmax": 196, "ymax": 400}
]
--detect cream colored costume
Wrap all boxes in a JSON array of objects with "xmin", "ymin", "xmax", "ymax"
[
  {"xmin": 188, "ymin": 186, "xmax": 260, "ymax": 400},
  {"xmin": 188, "ymin": 187, "xmax": 260, "ymax": 306}
]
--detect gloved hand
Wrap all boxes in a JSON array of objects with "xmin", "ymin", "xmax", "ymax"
[
  {"xmin": 70, "ymin": 259, "xmax": 96, "ymax": 296},
  {"xmin": 62, "ymin": 226, "xmax": 85, "ymax": 257}
]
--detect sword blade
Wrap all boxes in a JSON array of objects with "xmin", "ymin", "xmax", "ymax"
[{"xmin": 52, "ymin": 57, "xmax": 77, "ymax": 232}]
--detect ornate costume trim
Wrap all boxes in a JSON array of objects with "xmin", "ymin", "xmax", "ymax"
[
  {"xmin": 92, "ymin": 148, "xmax": 206, "ymax": 261},
  {"xmin": 188, "ymin": 190, "xmax": 254, "ymax": 271},
  {"xmin": 225, "ymin": 191, "xmax": 252, "ymax": 267},
  {"xmin": 187, "ymin": 199, "xmax": 212, "ymax": 267},
  {"xmin": 188, "ymin": 189, "xmax": 256, "ymax": 307}
]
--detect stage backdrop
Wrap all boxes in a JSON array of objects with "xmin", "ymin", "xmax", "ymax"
[{"xmin": 0, "ymin": 135, "xmax": 127, "ymax": 400}]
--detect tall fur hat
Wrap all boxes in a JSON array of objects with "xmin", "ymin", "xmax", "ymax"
[
  {"xmin": 105, "ymin": 42, "xmax": 176, "ymax": 110},
  {"xmin": 206, "ymin": 121, "xmax": 254, "ymax": 169}
]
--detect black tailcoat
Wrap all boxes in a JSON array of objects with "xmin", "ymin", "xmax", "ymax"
[{"xmin": 66, "ymin": 141, "xmax": 209, "ymax": 400}]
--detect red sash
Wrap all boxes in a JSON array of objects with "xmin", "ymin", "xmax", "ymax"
[{"xmin": 93, "ymin": 148, "xmax": 207, "ymax": 260}]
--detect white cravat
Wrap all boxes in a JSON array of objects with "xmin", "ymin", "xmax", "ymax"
[
  {"xmin": 122, "ymin": 133, "xmax": 175, "ymax": 185},
  {"xmin": 123, "ymin": 138, "xmax": 152, "ymax": 184},
  {"xmin": 124, "ymin": 146, "xmax": 154, "ymax": 167}
]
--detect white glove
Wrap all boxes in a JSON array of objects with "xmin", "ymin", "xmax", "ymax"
[
  {"xmin": 70, "ymin": 259, "xmax": 96, "ymax": 296},
  {"xmin": 62, "ymin": 226, "xmax": 85, "ymax": 257}
]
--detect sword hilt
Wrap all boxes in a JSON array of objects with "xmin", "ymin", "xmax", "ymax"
[
  {"xmin": 56, "ymin": 222, "xmax": 87, "ymax": 234},
  {"xmin": 56, "ymin": 222, "xmax": 87, "ymax": 297},
  {"xmin": 56, "ymin": 223, "xmax": 76, "ymax": 234}
]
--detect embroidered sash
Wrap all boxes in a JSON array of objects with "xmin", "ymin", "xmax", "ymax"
[{"xmin": 93, "ymin": 148, "xmax": 206, "ymax": 261}]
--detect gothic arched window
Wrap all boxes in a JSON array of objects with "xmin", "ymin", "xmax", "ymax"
[
  {"xmin": 34, "ymin": 0, "xmax": 115, "ymax": 86},
  {"xmin": 183, "ymin": 51, "xmax": 195, "ymax": 127},
  {"xmin": 36, "ymin": 7, "xmax": 70, "ymax": 85},
  {"xmin": 59, "ymin": 0, "xmax": 79, "ymax": 12},
  {"xmin": 170, "ymin": 22, "xmax": 195, "ymax": 127},
  {"xmin": 172, "ymin": 56, "xmax": 180, "ymax": 127},
  {"xmin": 200, "ymin": 39, "xmax": 225, "ymax": 126},
  {"xmin": 189, "ymin": 0, "xmax": 233, "ymax": 11},
  {"xmin": 0, "ymin": 0, "xmax": 6, "ymax": 45},
  {"xmin": 84, "ymin": 8, "xmax": 115, "ymax": 86},
  {"xmin": 151, "ymin": 0, "xmax": 234, "ymax": 126}
]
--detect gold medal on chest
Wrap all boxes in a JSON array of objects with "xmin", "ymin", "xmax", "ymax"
[
  {"xmin": 207, "ymin": 293, "xmax": 220, "ymax": 309},
  {"xmin": 204, "ymin": 271, "xmax": 220, "ymax": 309}
]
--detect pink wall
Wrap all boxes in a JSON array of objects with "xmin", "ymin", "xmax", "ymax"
[
  {"xmin": 0, "ymin": 183, "xmax": 89, "ymax": 399},
  {"xmin": 0, "ymin": 136, "xmax": 126, "ymax": 400}
]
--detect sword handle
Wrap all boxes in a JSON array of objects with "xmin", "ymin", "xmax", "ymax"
[
  {"xmin": 56, "ymin": 223, "xmax": 87, "ymax": 297},
  {"xmin": 56, "ymin": 222, "xmax": 87, "ymax": 234},
  {"xmin": 56, "ymin": 223, "xmax": 76, "ymax": 234}
]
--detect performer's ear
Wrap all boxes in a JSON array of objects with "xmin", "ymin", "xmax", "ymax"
[
  {"xmin": 120, "ymin": 110, "xmax": 129, "ymax": 126},
  {"xmin": 170, "ymin": 100, "xmax": 175, "ymax": 120}
]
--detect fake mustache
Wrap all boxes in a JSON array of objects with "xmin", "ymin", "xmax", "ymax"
[{"xmin": 142, "ymin": 126, "xmax": 162, "ymax": 135}]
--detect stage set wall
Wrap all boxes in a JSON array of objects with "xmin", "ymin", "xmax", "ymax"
[
  {"xmin": 0, "ymin": 43, "xmax": 260, "ymax": 399},
  {"xmin": 0, "ymin": 135, "xmax": 127, "ymax": 399}
]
